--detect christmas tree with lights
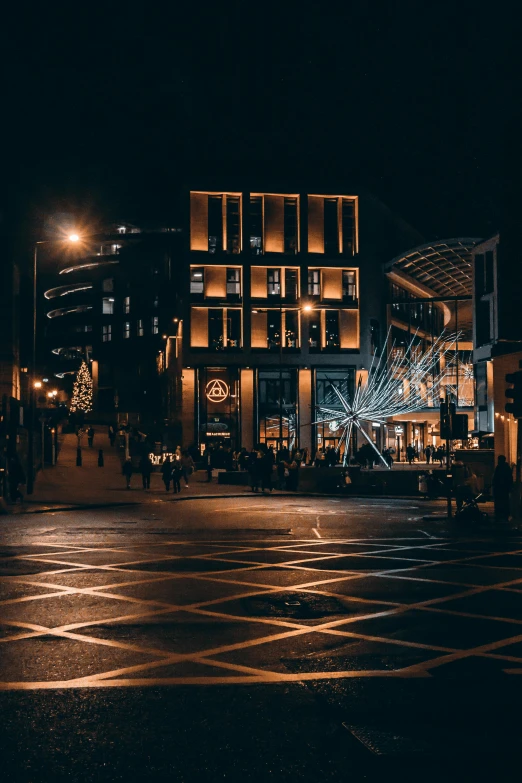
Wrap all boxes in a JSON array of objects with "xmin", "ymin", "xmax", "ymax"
[{"xmin": 70, "ymin": 361, "xmax": 93, "ymax": 413}]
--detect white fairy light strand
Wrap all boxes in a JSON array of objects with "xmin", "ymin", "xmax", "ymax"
[{"xmin": 315, "ymin": 329, "xmax": 462, "ymax": 468}]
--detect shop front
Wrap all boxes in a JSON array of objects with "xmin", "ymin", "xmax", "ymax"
[
  {"xmin": 314, "ymin": 368, "xmax": 356, "ymax": 461},
  {"xmin": 258, "ymin": 369, "xmax": 298, "ymax": 451},
  {"xmin": 197, "ymin": 367, "xmax": 240, "ymax": 453}
]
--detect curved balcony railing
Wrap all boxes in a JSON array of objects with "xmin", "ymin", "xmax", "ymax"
[
  {"xmin": 44, "ymin": 283, "xmax": 94, "ymax": 299},
  {"xmin": 46, "ymin": 304, "xmax": 93, "ymax": 319},
  {"xmin": 59, "ymin": 259, "xmax": 120, "ymax": 275}
]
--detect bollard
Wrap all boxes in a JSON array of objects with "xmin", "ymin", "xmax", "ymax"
[
  {"xmin": 76, "ymin": 448, "xmax": 82, "ymax": 467},
  {"xmin": 98, "ymin": 449, "xmax": 104, "ymax": 467}
]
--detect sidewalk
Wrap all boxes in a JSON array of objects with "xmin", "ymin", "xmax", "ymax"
[{"xmin": 6, "ymin": 426, "xmax": 257, "ymax": 514}]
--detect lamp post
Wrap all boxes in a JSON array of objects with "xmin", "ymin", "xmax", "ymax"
[{"xmin": 27, "ymin": 234, "xmax": 80, "ymax": 494}]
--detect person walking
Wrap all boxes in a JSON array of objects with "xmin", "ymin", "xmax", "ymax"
[
  {"xmin": 161, "ymin": 456, "xmax": 173, "ymax": 492},
  {"xmin": 8, "ymin": 456, "xmax": 26, "ymax": 504},
  {"xmin": 260, "ymin": 450, "xmax": 273, "ymax": 494},
  {"xmin": 248, "ymin": 448, "xmax": 260, "ymax": 492},
  {"xmin": 140, "ymin": 454, "xmax": 152, "ymax": 490},
  {"xmin": 425, "ymin": 444, "xmax": 432, "ymax": 465},
  {"xmin": 436, "ymin": 445, "xmax": 445, "ymax": 466},
  {"xmin": 122, "ymin": 458, "xmax": 133, "ymax": 489},
  {"xmin": 406, "ymin": 444, "xmax": 415, "ymax": 465},
  {"xmin": 171, "ymin": 460, "xmax": 182, "ymax": 494},
  {"xmin": 108, "ymin": 424, "xmax": 116, "ymax": 447},
  {"xmin": 276, "ymin": 458, "xmax": 286, "ymax": 490},
  {"xmin": 286, "ymin": 457, "xmax": 300, "ymax": 491},
  {"xmin": 492, "ymin": 455, "xmax": 513, "ymax": 523},
  {"xmin": 180, "ymin": 451, "xmax": 194, "ymax": 487},
  {"xmin": 87, "ymin": 426, "xmax": 95, "ymax": 448}
]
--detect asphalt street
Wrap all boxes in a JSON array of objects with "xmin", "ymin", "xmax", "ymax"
[{"xmin": 2, "ymin": 495, "xmax": 522, "ymax": 781}]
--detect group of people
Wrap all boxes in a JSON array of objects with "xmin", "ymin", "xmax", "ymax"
[
  {"xmin": 244, "ymin": 445, "xmax": 304, "ymax": 492},
  {"xmin": 121, "ymin": 447, "xmax": 195, "ymax": 492}
]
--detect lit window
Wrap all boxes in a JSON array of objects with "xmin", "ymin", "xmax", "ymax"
[
  {"xmin": 342, "ymin": 270, "xmax": 356, "ymax": 300},
  {"xmin": 102, "ymin": 325, "xmax": 112, "ymax": 342},
  {"xmin": 124, "ymin": 321, "xmax": 130, "ymax": 339},
  {"xmin": 102, "ymin": 278, "xmax": 114, "ymax": 292},
  {"xmin": 190, "ymin": 268, "xmax": 204, "ymax": 294},
  {"xmin": 153, "ymin": 295, "xmax": 159, "ymax": 308},
  {"xmin": 137, "ymin": 319, "xmax": 144, "ymax": 337},
  {"xmin": 123, "ymin": 296, "xmax": 130, "ymax": 314},
  {"xmin": 102, "ymin": 297, "xmax": 114, "ymax": 315},
  {"xmin": 117, "ymin": 226, "xmax": 126, "ymax": 234},
  {"xmin": 308, "ymin": 270, "xmax": 320, "ymax": 296},
  {"xmin": 226, "ymin": 268, "xmax": 241, "ymax": 296},
  {"xmin": 152, "ymin": 316, "xmax": 159, "ymax": 334},
  {"xmin": 267, "ymin": 269, "xmax": 280, "ymax": 296}
]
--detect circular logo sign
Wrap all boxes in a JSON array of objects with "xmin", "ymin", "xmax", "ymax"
[{"xmin": 205, "ymin": 379, "xmax": 229, "ymax": 403}]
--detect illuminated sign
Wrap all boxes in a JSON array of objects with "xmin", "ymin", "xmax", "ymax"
[
  {"xmin": 394, "ymin": 425, "xmax": 404, "ymax": 434},
  {"xmin": 205, "ymin": 379, "xmax": 229, "ymax": 403},
  {"xmin": 148, "ymin": 452, "xmax": 179, "ymax": 466}
]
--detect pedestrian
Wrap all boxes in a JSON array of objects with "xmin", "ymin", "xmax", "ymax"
[
  {"xmin": 161, "ymin": 456, "xmax": 173, "ymax": 492},
  {"xmin": 248, "ymin": 448, "xmax": 260, "ymax": 492},
  {"xmin": 87, "ymin": 426, "xmax": 95, "ymax": 447},
  {"xmin": 140, "ymin": 454, "xmax": 152, "ymax": 490},
  {"xmin": 277, "ymin": 458, "xmax": 286, "ymax": 489},
  {"xmin": 180, "ymin": 451, "xmax": 194, "ymax": 486},
  {"xmin": 286, "ymin": 457, "xmax": 300, "ymax": 490},
  {"xmin": 172, "ymin": 460, "xmax": 182, "ymax": 493},
  {"xmin": 8, "ymin": 456, "xmax": 26, "ymax": 503},
  {"xmin": 260, "ymin": 450, "xmax": 273, "ymax": 493},
  {"xmin": 453, "ymin": 461, "xmax": 477, "ymax": 513},
  {"xmin": 425, "ymin": 444, "xmax": 432, "ymax": 465},
  {"xmin": 492, "ymin": 455, "xmax": 513, "ymax": 523},
  {"xmin": 406, "ymin": 444, "xmax": 415, "ymax": 465},
  {"xmin": 122, "ymin": 458, "xmax": 133, "ymax": 489},
  {"xmin": 436, "ymin": 445, "xmax": 445, "ymax": 466},
  {"xmin": 238, "ymin": 447, "xmax": 248, "ymax": 471}
]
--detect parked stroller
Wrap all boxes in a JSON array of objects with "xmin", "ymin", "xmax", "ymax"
[{"xmin": 454, "ymin": 493, "xmax": 489, "ymax": 526}]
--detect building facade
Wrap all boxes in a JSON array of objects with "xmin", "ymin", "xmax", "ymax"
[
  {"xmin": 472, "ymin": 233, "xmax": 522, "ymax": 465},
  {"xmin": 42, "ymin": 225, "xmax": 183, "ymax": 438},
  {"xmin": 179, "ymin": 190, "xmax": 422, "ymax": 458},
  {"xmin": 384, "ymin": 239, "xmax": 479, "ymax": 458}
]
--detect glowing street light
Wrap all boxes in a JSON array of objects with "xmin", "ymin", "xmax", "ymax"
[
  {"xmin": 33, "ymin": 381, "xmax": 42, "ymax": 389},
  {"xmin": 68, "ymin": 234, "xmax": 80, "ymax": 242}
]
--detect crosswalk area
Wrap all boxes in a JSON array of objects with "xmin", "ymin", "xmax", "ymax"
[{"xmin": 3, "ymin": 534, "xmax": 522, "ymax": 688}]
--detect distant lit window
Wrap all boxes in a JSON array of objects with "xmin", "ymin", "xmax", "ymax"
[
  {"xmin": 267, "ymin": 269, "xmax": 280, "ymax": 296},
  {"xmin": 117, "ymin": 226, "xmax": 126, "ymax": 234},
  {"xmin": 308, "ymin": 270, "xmax": 320, "ymax": 296},
  {"xmin": 190, "ymin": 267, "xmax": 204, "ymax": 294},
  {"xmin": 102, "ymin": 297, "xmax": 114, "ymax": 314},
  {"xmin": 226, "ymin": 268, "xmax": 241, "ymax": 296},
  {"xmin": 152, "ymin": 316, "xmax": 159, "ymax": 334},
  {"xmin": 342, "ymin": 270, "xmax": 356, "ymax": 300},
  {"xmin": 102, "ymin": 325, "xmax": 112, "ymax": 342},
  {"xmin": 123, "ymin": 296, "xmax": 130, "ymax": 314},
  {"xmin": 102, "ymin": 278, "xmax": 114, "ymax": 292},
  {"xmin": 137, "ymin": 319, "xmax": 144, "ymax": 337},
  {"xmin": 124, "ymin": 321, "xmax": 130, "ymax": 339}
]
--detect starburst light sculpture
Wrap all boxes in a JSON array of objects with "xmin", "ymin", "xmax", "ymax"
[{"xmin": 315, "ymin": 330, "xmax": 461, "ymax": 468}]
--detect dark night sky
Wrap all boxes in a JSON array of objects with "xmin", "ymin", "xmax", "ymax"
[{"xmin": 3, "ymin": 3, "xmax": 516, "ymax": 249}]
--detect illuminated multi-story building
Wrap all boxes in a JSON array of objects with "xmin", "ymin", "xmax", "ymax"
[
  {"xmin": 180, "ymin": 189, "xmax": 422, "ymax": 457},
  {"xmin": 42, "ymin": 224, "xmax": 183, "ymax": 436},
  {"xmin": 384, "ymin": 238, "xmax": 480, "ymax": 457},
  {"xmin": 472, "ymin": 233, "xmax": 522, "ymax": 464}
]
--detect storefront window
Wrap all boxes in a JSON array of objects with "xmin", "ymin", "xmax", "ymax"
[
  {"xmin": 315, "ymin": 369, "xmax": 355, "ymax": 461},
  {"xmin": 258, "ymin": 370, "xmax": 297, "ymax": 450}
]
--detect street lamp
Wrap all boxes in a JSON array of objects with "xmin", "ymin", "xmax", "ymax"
[{"xmin": 27, "ymin": 233, "xmax": 81, "ymax": 494}]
